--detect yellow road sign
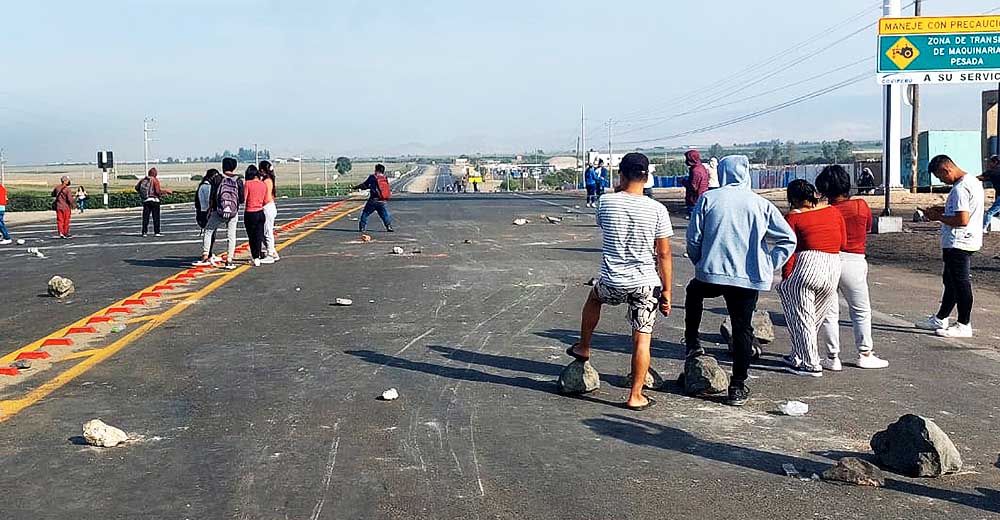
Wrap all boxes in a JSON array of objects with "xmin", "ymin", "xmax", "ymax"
[
  {"xmin": 880, "ymin": 15, "xmax": 1000, "ymax": 35},
  {"xmin": 885, "ymin": 36, "xmax": 920, "ymax": 69}
]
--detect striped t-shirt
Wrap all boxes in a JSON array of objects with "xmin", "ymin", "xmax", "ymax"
[{"xmin": 596, "ymin": 192, "xmax": 674, "ymax": 288}]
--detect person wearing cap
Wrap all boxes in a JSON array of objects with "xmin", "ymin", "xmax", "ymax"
[
  {"xmin": 685, "ymin": 155, "xmax": 796, "ymax": 406},
  {"xmin": 566, "ymin": 152, "xmax": 673, "ymax": 411},
  {"xmin": 137, "ymin": 167, "xmax": 173, "ymax": 237},
  {"xmin": 977, "ymin": 155, "xmax": 1000, "ymax": 231},
  {"xmin": 51, "ymin": 176, "xmax": 75, "ymax": 239}
]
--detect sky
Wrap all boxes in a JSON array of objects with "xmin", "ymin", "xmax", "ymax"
[{"xmin": 2, "ymin": 0, "xmax": 1000, "ymax": 164}]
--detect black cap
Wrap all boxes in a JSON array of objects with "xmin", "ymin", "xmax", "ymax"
[{"xmin": 619, "ymin": 152, "xmax": 649, "ymax": 175}]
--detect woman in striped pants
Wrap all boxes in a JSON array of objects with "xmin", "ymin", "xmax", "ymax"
[{"xmin": 778, "ymin": 180, "xmax": 847, "ymax": 377}]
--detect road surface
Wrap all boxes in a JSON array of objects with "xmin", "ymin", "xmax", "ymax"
[{"xmin": 0, "ymin": 193, "xmax": 997, "ymax": 519}]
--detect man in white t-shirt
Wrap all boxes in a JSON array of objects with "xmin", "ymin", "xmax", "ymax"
[
  {"xmin": 565, "ymin": 152, "xmax": 673, "ymax": 410},
  {"xmin": 916, "ymin": 154, "xmax": 984, "ymax": 338}
]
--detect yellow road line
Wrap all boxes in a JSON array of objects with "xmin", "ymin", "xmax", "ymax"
[
  {"xmin": 61, "ymin": 349, "xmax": 101, "ymax": 361},
  {"xmin": 0, "ymin": 202, "xmax": 363, "ymax": 422},
  {"xmin": 125, "ymin": 316, "xmax": 156, "ymax": 324}
]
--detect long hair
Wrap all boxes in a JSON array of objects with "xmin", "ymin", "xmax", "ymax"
[{"xmin": 259, "ymin": 160, "xmax": 276, "ymax": 198}]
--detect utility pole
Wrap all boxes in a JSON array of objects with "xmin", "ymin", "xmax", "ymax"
[
  {"xmin": 608, "ymin": 118, "xmax": 614, "ymax": 189},
  {"xmin": 575, "ymin": 136, "xmax": 581, "ymax": 189},
  {"xmin": 254, "ymin": 143, "xmax": 259, "ymax": 165},
  {"xmin": 143, "ymin": 117, "xmax": 156, "ymax": 175},
  {"xmin": 0, "ymin": 148, "xmax": 5, "ymax": 185},
  {"xmin": 881, "ymin": 0, "xmax": 902, "ymax": 216},
  {"xmin": 581, "ymin": 104, "xmax": 586, "ymax": 171},
  {"xmin": 909, "ymin": 0, "xmax": 921, "ymax": 194},
  {"xmin": 298, "ymin": 158, "xmax": 303, "ymax": 197},
  {"xmin": 324, "ymin": 157, "xmax": 329, "ymax": 196}
]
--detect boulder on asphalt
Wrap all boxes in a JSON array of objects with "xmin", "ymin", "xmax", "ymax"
[
  {"xmin": 558, "ymin": 359, "xmax": 600, "ymax": 395},
  {"xmin": 822, "ymin": 457, "xmax": 885, "ymax": 487},
  {"xmin": 82, "ymin": 419, "xmax": 129, "ymax": 448},
  {"xmin": 627, "ymin": 367, "xmax": 665, "ymax": 390},
  {"xmin": 720, "ymin": 310, "xmax": 774, "ymax": 345},
  {"xmin": 680, "ymin": 355, "xmax": 729, "ymax": 395},
  {"xmin": 47, "ymin": 275, "xmax": 75, "ymax": 298},
  {"xmin": 870, "ymin": 414, "xmax": 963, "ymax": 477}
]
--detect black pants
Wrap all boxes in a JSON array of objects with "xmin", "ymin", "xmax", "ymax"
[
  {"xmin": 684, "ymin": 279, "xmax": 759, "ymax": 384},
  {"xmin": 936, "ymin": 248, "xmax": 974, "ymax": 325},
  {"xmin": 244, "ymin": 211, "xmax": 266, "ymax": 259},
  {"xmin": 142, "ymin": 201, "xmax": 161, "ymax": 234}
]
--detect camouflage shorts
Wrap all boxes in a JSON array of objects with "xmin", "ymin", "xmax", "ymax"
[{"xmin": 594, "ymin": 280, "xmax": 660, "ymax": 334}]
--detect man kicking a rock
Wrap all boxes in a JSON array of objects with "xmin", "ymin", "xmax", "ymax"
[
  {"xmin": 685, "ymin": 155, "xmax": 796, "ymax": 407},
  {"xmin": 566, "ymin": 152, "xmax": 673, "ymax": 411}
]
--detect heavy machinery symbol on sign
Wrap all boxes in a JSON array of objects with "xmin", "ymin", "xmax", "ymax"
[{"xmin": 886, "ymin": 36, "xmax": 920, "ymax": 69}]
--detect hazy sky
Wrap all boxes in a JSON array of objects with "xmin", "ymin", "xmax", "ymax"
[{"xmin": 2, "ymin": 0, "xmax": 1000, "ymax": 164}]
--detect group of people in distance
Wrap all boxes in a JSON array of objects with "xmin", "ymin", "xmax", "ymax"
[
  {"xmin": 192, "ymin": 157, "xmax": 280, "ymax": 269},
  {"xmin": 565, "ymin": 151, "xmax": 985, "ymax": 409}
]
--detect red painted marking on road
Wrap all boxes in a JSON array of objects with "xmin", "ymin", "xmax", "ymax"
[
  {"xmin": 164, "ymin": 279, "xmax": 188, "ymax": 286},
  {"xmin": 123, "ymin": 299, "xmax": 147, "ymax": 306},
  {"xmin": 105, "ymin": 308, "xmax": 131, "ymax": 315},
  {"xmin": 87, "ymin": 316, "xmax": 114, "ymax": 324},
  {"xmin": 16, "ymin": 352, "xmax": 50, "ymax": 361},
  {"xmin": 139, "ymin": 292, "xmax": 162, "ymax": 299},
  {"xmin": 67, "ymin": 326, "xmax": 98, "ymax": 334},
  {"xmin": 42, "ymin": 338, "xmax": 73, "ymax": 347},
  {"xmin": 153, "ymin": 285, "xmax": 174, "ymax": 292},
  {"xmin": 0, "ymin": 367, "xmax": 19, "ymax": 376},
  {"xmin": 175, "ymin": 273, "xmax": 196, "ymax": 280}
]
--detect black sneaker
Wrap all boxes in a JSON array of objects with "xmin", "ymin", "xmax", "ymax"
[
  {"xmin": 386, "ymin": 226, "xmax": 395, "ymax": 233},
  {"xmin": 685, "ymin": 338, "xmax": 705, "ymax": 359},
  {"xmin": 725, "ymin": 383, "xmax": 751, "ymax": 407}
]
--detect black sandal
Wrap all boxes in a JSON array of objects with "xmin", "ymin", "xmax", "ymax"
[
  {"xmin": 566, "ymin": 343, "xmax": 590, "ymax": 362},
  {"xmin": 624, "ymin": 396, "xmax": 656, "ymax": 411}
]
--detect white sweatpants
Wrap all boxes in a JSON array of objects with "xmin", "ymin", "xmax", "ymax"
[
  {"xmin": 263, "ymin": 202, "xmax": 278, "ymax": 256},
  {"xmin": 778, "ymin": 250, "xmax": 842, "ymax": 371},
  {"xmin": 203, "ymin": 213, "xmax": 237, "ymax": 262},
  {"xmin": 818, "ymin": 252, "xmax": 874, "ymax": 356}
]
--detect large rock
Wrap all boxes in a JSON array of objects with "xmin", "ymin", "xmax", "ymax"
[
  {"xmin": 822, "ymin": 457, "xmax": 885, "ymax": 487},
  {"xmin": 47, "ymin": 275, "xmax": 75, "ymax": 299},
  {"xmin": 870, "ymin": 414, "xmax": 963, "ymax": 477},
  {"xmin": 680, "ymin": 355, "xmax": 729, "ymax": 395},
  {"xmin": 558, "ymin": 359, "xmax": 600, "ymax": 395},
  {"xmin": 82, "ymin": 419, "xmax": 129, "ymax": 448},
  {"xmin": 721, "ymin": 310, "xmax": 774, "ymax": 345},
  {"xmin": 627, "ymin": 367, "xmax": 664, "ymax": 390}
]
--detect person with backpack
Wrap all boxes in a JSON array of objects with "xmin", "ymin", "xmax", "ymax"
[
  {"xmin": 196, "ymin": 157, "xmax": 244, "ymax": 269},
  {"xmin": 51, "ymin": 176, "xmax": 75, "ymax": 239},
  {"xmin": 192, "ymin": 169, "xmax": 221, "ymax": 266},
  {"xmin": 259, "ymin": 160, "xmax": 280, "ymax": 261},
  {"xmin": 353, "ymin": 163, "xmax": 394, "ymax": 233},
  {"xmin": 243, "ymin": 165, "xmax": 271, "ymax": 266},
  {"xmin": 137, "ymin": 167, "xmax": 172, "ymax": 237}
]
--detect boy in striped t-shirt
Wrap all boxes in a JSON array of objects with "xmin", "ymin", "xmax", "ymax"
[{"xmin": 566, "ymin": 152, "xmax": 673, "ymax": 411}]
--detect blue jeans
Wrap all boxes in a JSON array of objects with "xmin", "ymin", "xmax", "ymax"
[
  {"xmin": 984, "ymin": 198, "xmax": 1000, "ymax": 230},
  {"xmin": 0, "ymin": 210, "xmax": 9, "ymax": 240},
  {"xmin": 360, "ymin": 199, "xmax": 392, "ymax": 231}
]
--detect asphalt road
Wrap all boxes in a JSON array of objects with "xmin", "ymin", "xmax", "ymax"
[{"xmin": 0, "ymin": 193, "xmax": 998, "ymax": 519}]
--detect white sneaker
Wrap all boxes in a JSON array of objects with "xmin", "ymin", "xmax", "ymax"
[
  {"xmin": 268, "ymin": 253, "xmax": 280, "ymax": 262},
  {"xmin": 916, "ymin": 315, "xmax": 947, "ymax": 331},
  {"xmin": 223, "ymin": 262, "xmax": 237, "ymax": 270},
  {"xmin": 0, "ymin": 239, "xmax": 11, "ymax": 245},
  {"xmin": 936, "ymin": 323, "xmax": 972, "ymax": 338},
  {"xmin": 251, "ymin": 258, "xmax": 261, "ymax": 267},
  {"xmin": 857, "ymin": 352, "xmax": 889, "ymax": 369},
  {"xmin": 258, "ymin": 256, "xmax": 275, "ymax": 265},
  {"xmin": 192, "ymin": 259, "xmax": 213, "ymax": 267},
  {"xmin": 821, "ymin": 357, "xmax": 843, "ymax": 372},
  {"xmin": 784, "ymin": 365, "xmax": 823, "ymax": 378}
]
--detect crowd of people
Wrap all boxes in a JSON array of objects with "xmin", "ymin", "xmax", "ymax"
[{"xmin": 570, "ymin": 151, "xmax": 978, "ymax": 409}]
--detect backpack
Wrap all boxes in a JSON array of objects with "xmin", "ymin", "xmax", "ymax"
[
  {"xmin": 374, "ymin": 174, "xmax": 392, "ymax": 201},
  {"xmin": 216, "ymin": 175, "xmax": 240, "ymax": 219},
  {"xmin": 136, "ymin": 177, "xmax": 152, "ymax": 200}
]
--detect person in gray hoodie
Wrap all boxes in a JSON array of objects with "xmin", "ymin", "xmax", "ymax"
[{"xmin": 685, "ymin": 155, "xmax": 796, "ymax": 406}]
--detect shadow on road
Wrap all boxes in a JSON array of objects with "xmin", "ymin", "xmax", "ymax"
[{"xmin": 587, "ymin": 414, "xmax": 1000, "ymax": 514}]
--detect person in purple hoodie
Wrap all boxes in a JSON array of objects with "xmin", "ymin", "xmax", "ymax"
[{"xmin": 681, "ymin": 149, "xmax": 709, "ymax": 217}]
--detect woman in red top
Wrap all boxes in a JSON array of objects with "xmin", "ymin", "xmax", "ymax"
[
  {"xmin": 243, "ymin": 165, "xmax": 270, "ymax": 266},
  {"xmin": 815, "ymin": 166, "xmax": 889, "ymax": 371},
  {"xmin": 778, "ymin": 179, "xmax": 847, "ymax": 377}
]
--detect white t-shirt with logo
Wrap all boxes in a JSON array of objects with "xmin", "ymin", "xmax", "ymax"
[{"xmin": 941, "ymin": 174, "xmax": 984, "ymax": 251}]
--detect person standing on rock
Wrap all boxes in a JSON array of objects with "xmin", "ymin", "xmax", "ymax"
[
  {"xmin": 916, "ymin": 155, "xmax": 984, "ymax": 338},
  {"xmin": 685, "ymin": 155, "xmax": 796, "ymax": 406},
  {"xmin": 51, "ymin": 176, "xmax": 75, "ymax": 239},
  {"xmin": 814, "ymin": 166, "xmax": 889, "ymax": 371},
  {"xmin": 566, "ymin": 152, "xmax": 673, "ymax": 411},
  {"xmin": 777, "ymin": 180, "xmax": 846, "ymax": 378},
  {"xmin": 353, "ymin": 163, "xmax": 394, "ymax": 234}
]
